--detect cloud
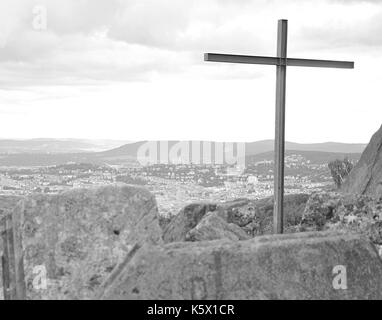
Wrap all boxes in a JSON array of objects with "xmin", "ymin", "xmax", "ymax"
[
  {"xmin": 0, "ymin": 37, "xmax": 193, "ymax": 86},
  {"xmin": 0, "ymin": 0, "xmax": 381, "ymax": 87},
  {"xmin": 0, "ymin": 0, "xmax": 270, "ymax": 86},
  {"xmin": 297, "ymin": 10, "xmax": 382, "ymax": 50}
]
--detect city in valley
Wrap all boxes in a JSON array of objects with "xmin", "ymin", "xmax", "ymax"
[{"xmin": 0, "ymin": 144, "xmax": 358, "ymax": 218}]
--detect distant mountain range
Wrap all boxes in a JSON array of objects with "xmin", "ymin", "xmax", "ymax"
[
  {"xmin": 247, "ymin": 150, "xmax": 361, "ymax": 165},
  {"xmin": 99, "ymin": 140, "xmax": 366, "ymax": 157},
  {"xmin": 245, "ymin": 140, "xmax": 366, "ymax": 155},
  {"xmin": 0, "ymin": 138, "xmax": 131, "ymax": 154},
  {"xmin": 0, "ymin": 139, "xmax": 366, "ymax": 167}
]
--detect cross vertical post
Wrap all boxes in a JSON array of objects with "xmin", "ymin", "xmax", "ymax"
[{"xmin": 274, "ymin": 19, "xmax": 288, "ymax": 234}]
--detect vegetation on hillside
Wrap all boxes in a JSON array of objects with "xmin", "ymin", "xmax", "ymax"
[{"xmin": 328, "ymin": 158, "xmax": 354, "ymax": 188}]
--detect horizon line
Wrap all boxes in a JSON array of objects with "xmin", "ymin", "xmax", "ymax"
[{"xmin": 0, "ymin": 138, "xmax": 368, "ymax": 145}]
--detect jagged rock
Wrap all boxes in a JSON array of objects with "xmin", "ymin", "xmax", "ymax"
[
  {"xmin": 185, "ymin": 212, "xmax": 251, "ymax": 242},
  {"xmin": 216, "ymin": 199, "xmax": 252, "ymax": 226},
  {"xmin": 300, "ymin": 191, "xmax": 382, "ymax": 246},
  {"xmin": 163, "ymin": 194, "xmax": 309, "ymax": 243},
  {"xmin": 162, "ymin": 203, "xmax": 217, "ymax": 243},
  {"xmin": 224, "ymin": 194, "xmax": 309, "ymax": 236},
  {"xmin": 158, "ymin": 215, "xmax": 172, "ymax": 231},
  {"xmin": 300, "ymin": 192, "xmax": 343, "ymax": 231},
  {"xmin": 99, "ymin": 231, "xmax": 382, "ymax": 300},
  {"xmin": 0, "ymin": 195, "xmax": 22, "ymax": 216},
  {"xmin": 342, "ymin": 124, "xmax": 382, "ymax": 197},
  {"xmin": 3, "ymin": 184, "xmax": 162, "ymax": 300}
]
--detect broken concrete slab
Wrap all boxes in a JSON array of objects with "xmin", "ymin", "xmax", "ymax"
[{"xmin": 100, "ymin": 231, "xmax": 382, "ymax": 300}]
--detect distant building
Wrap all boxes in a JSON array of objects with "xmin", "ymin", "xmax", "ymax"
[{"xmin": 247, "ymin": 175, "xmax": 259, "ymax": 185}]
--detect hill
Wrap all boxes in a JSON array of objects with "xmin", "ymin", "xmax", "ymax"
[
  {"xmin": 99, "ymin": 140, "xmax": 367, "ymax": 158},
  {"xmin": 0, "ymin": 140, "xmax": 365, "ymax": 167},
  {"xmin": 246, "ymin": 140, "xmax": 366, "ymax": 155},
  {"xmin": 0, "ymin": 138, "xmax": 130, "ymax": 154},
  {"xmin": 247, "ymin": 150, "xmax": 361, "ymax": 165}
]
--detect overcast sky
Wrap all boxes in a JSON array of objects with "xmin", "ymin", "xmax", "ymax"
[{"xmin": 0, "ymin": 0, "xmax": 381, "ymax": 143}]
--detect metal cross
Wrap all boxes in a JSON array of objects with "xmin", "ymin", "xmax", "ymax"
[{"xmin": 204, "ymin": 19, "xmax": 354, "ymax": 234}]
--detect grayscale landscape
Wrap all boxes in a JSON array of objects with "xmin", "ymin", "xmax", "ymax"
[
  {"xmin": 0, "ymin": 139, "xmax": 364, "ymax": 216},
  {"xmin": 1, "ymin": 0, "xmax": 382, "ymax": 302}
]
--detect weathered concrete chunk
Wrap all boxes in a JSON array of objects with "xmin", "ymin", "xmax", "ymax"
[
  {"xmin": 100, "ymin": 231, "xmax": 382, "ymax": 300},
  {"xmin": 3, "ymin": 184, "xmax": 162, "ymax": 300},
  {"xmin": 342, "ymin": 124, "xmax": 382, "ymax": 197}
]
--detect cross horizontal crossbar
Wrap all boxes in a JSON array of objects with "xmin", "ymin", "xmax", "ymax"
[{"xmin": 204, "ymin": 53, "xmax": 354, "ymax": 69}]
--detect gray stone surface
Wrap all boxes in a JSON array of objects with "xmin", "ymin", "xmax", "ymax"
[
  {"xmin": 0, "ymin": 195, "xmax": 22, "ymax": 217},
  {"xmin": 100, "ymin": 231, "xmax": 382, "ymax": 300},
  {"xmin": 2, "ymin": 184, "xmax": 162, "ymax": 300},
  {"xmin": 185, "ymin": 212, "xmax": 251, "ymax": 242},
  {"xmin": 162, "ymin": 194, "xmax": 309, "ymax": 243},
  {"xmin": 162, "ymin": 203, "xmax": 217, "ymax": 243},
  {"xmin": 0, "ymin": 195, "xmax": 23, "ymax": 300},
  {"xmin": 299, "ymin": 191, "xmax": 382, "ymax": 248},
  {"xmin": 342, "ymin": 124, "xmax": 382, "ymax": 197},
  {"xmin": 221, "ymin": 194, "xmax": 309, "ymax": 236}
]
